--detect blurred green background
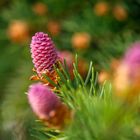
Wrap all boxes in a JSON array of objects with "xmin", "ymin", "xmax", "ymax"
[{"xmin": 0, "ymin": 0, "xmax": 140, "ymax": 139}]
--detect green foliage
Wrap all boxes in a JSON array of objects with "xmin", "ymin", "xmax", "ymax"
[
  {"xmin": 65, "ymin": 91, "xmax": 140, "ymax": 140},
  {"xmin": 0, "ymin": 0, "xmax": 140, "ymax": 139},
  {"xmin": 30, "ymin": 58, "xmax": 140, "ymax": 140},
  {"xmin": 1, "ymin": 61, "xmax": 35, "ymax": 140}
]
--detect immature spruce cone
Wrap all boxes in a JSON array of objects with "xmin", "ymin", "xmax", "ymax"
[
  {"xmin": 28, "ymin": 83, "xmax": 71, "ymax": 129},
  {"xmin": 124, "ymin": 42, "xmax": 140, "ymax": 69},
  {"xmin": 113, "ymin": 42, "xmax": 140, "ymax": 99},
  {"xmin": 30, "ymin": 32, "xmax": 58, "ymax": 74},
  {"xmin": 123, "ymin": 42, "xmax": 140, "ymax": 85}
]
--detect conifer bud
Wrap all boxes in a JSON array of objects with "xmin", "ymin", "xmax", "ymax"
[
  {"xmin": 71, "ymin": 32, "xmax": 91, "ymax": 50},
  {"xmin": 94, "ymin": 2, "xmax": 109, "ymax": 16},
  {"xmin": 113, "ymin": 5, "xmax": 127, "ymax": 21},
  {"xmin": 32, "ymin": 2, "xmax": 47, "ymax": 16},
  {"xmin": 8, "ymin": 20, "xmax": 29, "ymax": 43}
]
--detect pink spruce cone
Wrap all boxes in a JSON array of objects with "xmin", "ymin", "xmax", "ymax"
[
  {"xmin": 58, "ymin": 51, "xmax": 74, "ymax": 69},
  {"xmin": 121, "ymin": 42, "xmax": 140, "ymax": 80},
  {"xmin": 124, "ymin": 42, "xmax": 140, "ymax": 70},
  {"xmin": 28, "ymin": 83, "xmax": 61, "ymax": 120},
  {"xmin": 113, "ymin": 42, "xmax": 140, "ymax": 98},
  {"xmin": 27, "ymin": 83, "xmax": 71, "ymax": 129},
  {"xmin": 30, "ymin": 32, "xmax": 58, "ymax": 74}
]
